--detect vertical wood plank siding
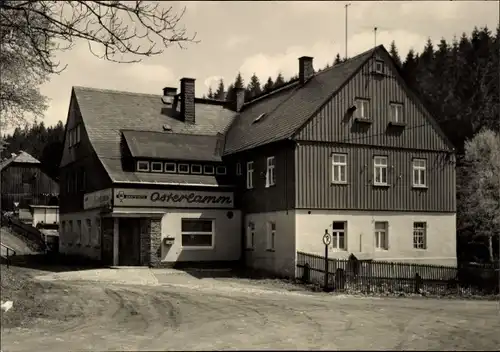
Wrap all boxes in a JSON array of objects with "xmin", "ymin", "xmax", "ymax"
[
  {"xmin": 295, "ymin": 53, "xmax": 450, "ymax": 152},
  {"xmin": 296, "ymin": 143, "xmax": 455, "ymax": 212}
]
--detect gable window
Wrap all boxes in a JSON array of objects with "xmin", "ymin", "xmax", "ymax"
[
  {"xmin": 374, "ymin": 221, "xmax": 388, "ymax": 250},
  {"xmin": 137, "ymin": 161, "xmax": 149, "ymax": 172},
  {"xmin": 375, "ymin": 60, "xmax": 384, "ymax": 73},
  {"xmin": 68, "ymin": 124, "xmax": 81, "ymax": 147},
  {"xmin": 413, "ymin": 222, "xmax": 427, "ymax": 249},
  {"xmin": 246, "ymin": 161, "xmax": 254, "ymax": 189},
  {"xmin": 332, "ymin": 153, "xmax": 347, "ymax": 184},
  {"xmin": 164, "ymin": 162, "xmax": 176, "ymax": 173},
  {"xmin": 178, "ymin": 164, "xmax": 189, "ymax": 174},
  {"xmin": 266, "ymin": 156, "xmax": 276, "ymax": 187},
  {"xmin": 246, "ymin": 221, "xmax": 255, "ymax": 250},
  {"xmin": 355, "ymin": 99, "xmax": 370, "ymax": 118},
  {"xmin": 191, "ymin": 164, "xmax": 202, "ymax": 174},
  {"xmin": 236, "ymin": 162, "xmax": 242, "ymax": 176},
  {"xmin": 267, "ymin": 221, "xmax": 276, "ymax": 251},
  {"xmin": 151, "ymin": 161, "xmax": 163, "ymax": 173},
  {"xmin": 181, "ymin": 219, "xmax": 214, "ymax": 249},
  {"xmin": 216, "ymin": 166, "xmax": 227, "ymax": 175},
  {"xmin": 390, "ymin": 103, "xmax": 404, "ymax": 123},
  {"xmin": 373, "ymin": 156, "xmax": 388, "ymax": 186},
  {"xmin": 412, "ymin": 159, "xmax": 427, "ymax": 187},
  {"xmin": 332, "ymin": 221, "xmax": 347, "ymax": 250},
  {"xmin": 203, "ymin": 165, "xmax": 215, "ymax": 175}
]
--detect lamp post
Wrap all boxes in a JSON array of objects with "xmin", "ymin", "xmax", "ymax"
[{"xmin": 322, "ymin": 229, "xmax": 332, "ymax": 291}]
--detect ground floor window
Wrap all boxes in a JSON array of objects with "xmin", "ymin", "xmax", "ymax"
[
  {"xmin": 413, "ymin": 222, "xmax": 427, "ymax": 249},
  {"xmin": 246, "ymin": 221, "xmax": 255, "ymax": 249},
  {"xmin": 266, "ymin": 221, "xmax": 276, "ymax": 251},
  {"xmin": 374, "ymin": 221, "xmax": 388, "ymax": 250},
  {"xmin": 332, "ymin": 221, "xmax": 347, "ymax": 250},
  {"xmin": 181, "ymin": 219, "xmax": 214, "ymax": 249}
]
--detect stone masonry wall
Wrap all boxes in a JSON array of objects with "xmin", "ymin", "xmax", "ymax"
[
  {"xmin": 101, "ymin": 218, "xmax": 114, "ymax": 266},
  {"xmin": 140, "ymin": 218, "xmax": 162, "ymax": 267}
]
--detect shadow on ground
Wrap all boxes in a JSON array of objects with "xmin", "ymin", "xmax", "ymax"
[{"xmin": 1, "ymin": 253, "xmax": 103, "ymax": 273}]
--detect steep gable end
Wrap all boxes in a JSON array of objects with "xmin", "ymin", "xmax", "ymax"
[{"xmin": 294, "ymin": 47, "xmax": 453, "ymax": 152}]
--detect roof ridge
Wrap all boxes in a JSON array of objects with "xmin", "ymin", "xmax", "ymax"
[
  {"xmin": 313, "ymin": 45, "xmax": 379, "ymax": 78},
  {"xmin": 121, "ymin": 129, "xmax": 218, "ymax": 138},
  {"xmin": 73, "ymin": 86, "xmax": 162, "ymax": 98}
]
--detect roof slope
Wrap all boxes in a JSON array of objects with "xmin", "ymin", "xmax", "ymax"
[
  {"xmin": 0, "ymin": 151, "xmax": 40, "ymax": 171},
  {"xmin": 223, "ymin": 47, "xmax": 377, "ymax": 155},
  {"xmin": 73, "ymin": 87, "xmax": 237, "ymax": 183}
]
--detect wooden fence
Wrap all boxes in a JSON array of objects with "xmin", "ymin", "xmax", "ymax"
[{"xmin": 296, "ymin": 251, "xmax": 499, "ymax": 295}]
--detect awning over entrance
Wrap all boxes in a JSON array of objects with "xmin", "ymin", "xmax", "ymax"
[{"xmin": 102, "ymin": 208, "xmax": 165, "ymax": 218}]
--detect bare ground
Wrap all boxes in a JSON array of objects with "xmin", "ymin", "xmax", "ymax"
[{"xmin": 1, "ymin": 265, "xmax": 500, "ymax": 351}]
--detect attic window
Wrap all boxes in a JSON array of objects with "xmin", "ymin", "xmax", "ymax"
[
  {"xmin": 204, "ymin": 165, "xmax": 215, "ymax": 175},
  {"xmin": 151, "ymin": 162, "xmax": 163, "ymax": 172},
  {"xmin": 253, "ymin": 113, "xmax": 266, "ymax": 123},
  {"xmin": 164, "ymin": 162, "xmax": 176, "ymax": 173},
  {"xmin": 178, "ymin": 164, "xmax": 189, "ymax": 174},
  {"xmin": 375, "ymin": 60, "xmax": 384, "ymax": 74},
  {"xmin": 137, "ymin": 161, "xmax": 149, "ymax": 172},
  {"xmin": 216, "ymin": 166, "xmax": 227, "ymax": 175},
  {"xmin": 191, "ymin": 164, "xmax": 202, "ymax": 174}
]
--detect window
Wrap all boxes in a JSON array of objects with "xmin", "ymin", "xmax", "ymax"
[
  {"xmin": 246, "ymin": 221, "xmax": 255, "ymax": 250},
  {"xmin": 181, "ymin": 219, "xmax": 214, "ymax": 249},
  {"xmin": 375, "ymin": 60, "xmax": 384, "ymax": 73},
  {"xmin": 374, "ymin": 221, "xmax": 388, "ymax": 250},
  {"xmin": 164, "ymin": 162, "xmax": 176, "ymax": 173},
  {"xmin": 216, "ymin": 166, "xmax": 227, "ymax": 175},
  {"xmin": 68, "ymin": 220, "xmax": 73, "ymax": 245},
  {"xmin": 76, "ymin": 124, "xmax": 81, "ymax": 143},
  {"xmin": 76, "ymin": 220, "xmax": 82, "ymax": 245},
  {"xmin": 68, "ymin": 124, "xmax": 81, "ymax": 147},
  {"xmin": 412, "ymin": 159, "xmax": 427, "ymax": 187},
  {"xmin": 355, "ymin": 99, "xmax": 370, "ymax": 118},
  {"xmin": 236, "ymin": 162, "xmax": 242, "ymax": 176},
  {"xmin": 332, "ymin": 153, "xmax": 347, "ymax": 183},
  {"xmin": 266, "ymin": 156, "xmax": 276, "ymax": 187},
  {"xmin": 137, "ymin": 161, "xmax": 149, "ymax": 172},
  {"xmin": 85, "ymin": 219, "xmax": 92, "ymax": 246},
  {"xmin": 203, "ymin": 165, "xmax": 215, "ymax": 175},
  {"xmin": 94, "ymin": 217, "xmax": 101, "ymax": 246},
  {"xmin": 413, "ymin": 222, "xmax": 427, "ymax": 249},
  {"xmin": 331, "ymin": 221, "xmax": 347, "ymax": 250},
  {"xmin": 178, "ymin": 164, "xmax": 189, "ymax": 173},
  {"xmin": 191, "ymin": 164, "xmax": 202, "ymax": 174},
  {"xmin": 151, "ymin": 162, "xmax": 163, "ymax": 172},
  {"xmin": 373, "ymin": 156, "xmax": 388, "ymax": 185},
  {"xmin": 390, "ymin": 103, "xmax": 404, "ymax": 123},
  {"xmin": 267, "ymin": 221, "xmax": 276, "ymax": 251},
  {"xmin": 246, "ymin": 161, "xmax": 254, "ymax": 189}
]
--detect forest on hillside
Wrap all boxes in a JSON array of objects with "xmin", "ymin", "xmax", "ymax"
[{"xmin": 1, "ymin": 25, "xmax": 498, "ymax": 262}]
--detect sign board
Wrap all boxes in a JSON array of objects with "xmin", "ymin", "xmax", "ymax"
[
  {"xmin": 83, "ymin": 188, "xmax": 113, "ymax": 210},
  {"xmin": 113, "ymin": 188, "xmax": 234, "ymax": 209}
]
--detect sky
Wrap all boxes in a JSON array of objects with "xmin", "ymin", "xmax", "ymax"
[{"xmin": 15, "ymin": 1, "xmax": 500, "ymax": 131}]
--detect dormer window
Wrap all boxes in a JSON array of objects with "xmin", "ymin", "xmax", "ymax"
[
  {"xmin": 151, "ymin": 162, "xmax": 163, "ymax": 172},
  {"xmin": 164, "ymin": 162, "xmax": 176, "ymax": 173},
  {"xmin": 355, "ymin": 99, "xmax": 370, "ymax": 119},
  {"xmin": 204, "ymin": 165, "xmax": 215, "ymax": 175},
  {"xmin": 191, "ymin": 164, "xmax": 202, "ymax": 174},
  {"xmin": 216, "ymin": 166, "xmax": 227, "ymax": 175},
  {"xmin": 178, "ymin": 164, "xmax": 189, "ymax": 174},
  {"xmin": 137, "ymin": 161, "xmax": 149, "ymax": 172},
  {"xmin": 375, "ymin": 60, "xmax": 384, "ymax": 74}
]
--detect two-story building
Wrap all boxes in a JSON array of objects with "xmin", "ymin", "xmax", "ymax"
[{"xmin": 58, "ymin": 45, "xmax": 456, "ymax": 275}]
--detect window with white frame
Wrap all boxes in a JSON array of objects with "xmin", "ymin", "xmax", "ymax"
[
  {"xmin": 85, "ymin": 219, "xmax": 92, "ymax": 246},
  {"xmin": 203, "ymin": 165, "xmax": 215, "ymax": 175},
  {"xmin": 178, "ymin": 164, "xmax": 189, "ymax": 173},
  {"xmin": 246, "ymin": 161, "xmax": 254, "ymax": 189},
  {"xmin": 216, "ymin": 166, "xmax": 227, "ymax": 175},
  {"xmin": 266, "ymin": 156, "xmax": 276, "ymax": 187},
  {"xmin": 412, "ymin": 158, "xmax": 427, "ymax": 187},
  {"xmin": 137, "ymin": 161, "xmax": 149, "ymax": 172},
  {"xmin": 236, "ymin": 162, "xmax": 242, "ymax": 176},
  {"xmin": 332, "ymin": 153, "xmax": 347, "ymax": 183},
  {"xmin": 413, "ymin": 222, "xmax": 427, "ymax": 249},
  {"xmin": 151, "ymin": 161, "xmax": 163, "ymax": 172},
  {"xmin": 164, "ymin": 162, "xmax": 176, "ymax": 173},
  {"xmin": 331, "ymin": 221, "xmax": 347, "ymax": 250},
  {"xmin": 246, "ymin": 221, "xmax": 255, "ymax": 249},
  {"xmin": 375, "ymin": 60, "xmax": 384, "ymax": 73},
  {"xmin": 355, "ymin": 98, "xmax": 370, "ymax": 118},
  {"xmin": 76, "ymin": 220, "xmax": 82, "ymax": 245},
  {"xmin": 373, "ymin": 156, "xmax": 388, "ymax": 185},
  {"xmin": 374, "ymin": 221, "xmax": 388, "ymax": 250},
  {"xmin": 267, "ymin": 221, "xmax": 276, "ymax": 251},
  {"xmin": 390, "ymin": 103, "xmax": 404, "ymax": 123},
  {"xmin": 191, "ymin": 164, "xmax": 202, "ymax": 174},
  {"xmin": 94, "ymin": 217, "xmax": 101, "ymax": 246},
  {"xmin": 181, "ymin": 219, "xmax": 214, "ymax": 248}
]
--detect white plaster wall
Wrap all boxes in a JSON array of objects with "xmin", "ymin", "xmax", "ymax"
[
  {"xmin": 296, "ymin": 210, "xmax": 457, "ymax": 267},
  {"xmin": 244, "ymin": 211, "xmax": 296, "ymax": 278},
  {"xmin": 160, "ymin": 209, "xmax": 241, "ymax": 262},
  {"xmin": 59, "ymin": 210, "xmax": 102, "ymax": 260}
]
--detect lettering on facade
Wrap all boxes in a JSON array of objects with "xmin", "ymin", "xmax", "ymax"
[
  {"xmin": 84, "ymin": 189, "xmax": 113, "ymax": 210},
  {"xmin": 150, "ymin": 192, "xmax": 232, "ymax": 205},
  {"xmin": 113, "ymin": 189, "xmax": 234, "ymax": 208}
]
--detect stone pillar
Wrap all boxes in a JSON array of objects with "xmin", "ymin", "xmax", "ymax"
[
  {"xmin": 113, "ymin": 218, "xmax": 119, "ymax": 266},
  {"xmin": 140, "ymin": 218, "xmax": 162, "ymax": 267},
  {"xmin": 101, "ymin": 218, "xmax": 114, "ymax": 266}
]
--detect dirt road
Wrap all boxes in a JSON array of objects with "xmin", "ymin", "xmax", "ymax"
[{"xmin": 1, "ymin": 269, "xmax": 499, "ymax": 351}]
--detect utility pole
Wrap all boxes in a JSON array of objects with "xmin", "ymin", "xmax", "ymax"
[{"xmin": 345, "ymin": 3, "xmax": 351, "ymax": 60}]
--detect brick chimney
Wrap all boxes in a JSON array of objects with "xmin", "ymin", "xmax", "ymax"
[
  {"xmin": 180, "ymin": 78, "xmax": 195, "ymax": 124},
  {"xmin": 299, "ymin": 56, "xmax": 314, "ymax": 84},
  {"xmin": 233, "ymin": 88, "xmax": 245, "ymax": 112}
]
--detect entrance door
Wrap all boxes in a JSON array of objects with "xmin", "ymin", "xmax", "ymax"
[{"xmin": 118, "ymin": 218, "xmax": 141, "ymax": 266}]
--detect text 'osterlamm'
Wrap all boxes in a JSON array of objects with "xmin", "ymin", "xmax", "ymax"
[{"xmin": 150, "ymin": 192, "xmax": 232, "ymax": 205}]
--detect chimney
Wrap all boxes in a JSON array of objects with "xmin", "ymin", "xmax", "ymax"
[
  {"xmin": 299, "ymin": 56, "xmax": 314, "ymax": 84},
  {"xmin": 162, "ymin": 87, "xmax": 177, "ymax": 105},
  {"xmin": 233, "ymin": 88, "xmax": 245, "ymax": 112},
  {"xmin": 180, "ymin": 78, "xmax": 195, "ymax": 124}
]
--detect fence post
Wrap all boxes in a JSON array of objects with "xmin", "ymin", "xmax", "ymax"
[{"xmin": 322, "ymin": 229, "xmax": 332, "ymax": 292}]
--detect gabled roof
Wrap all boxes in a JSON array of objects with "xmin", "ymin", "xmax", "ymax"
[
  {"xmin": 73, "ymin": 87, "xmax": 237, "ymax": 184},
  {"xmin": 223, "ymin": 47, "xmax": 377, "ymax": 155},
  {"xmin": 122, "ymin": 130, "xmax": 223, "ymax": 162},
  {"xmin": 0, "ymin": 151, "xmax": 40, "ymax": 171}
]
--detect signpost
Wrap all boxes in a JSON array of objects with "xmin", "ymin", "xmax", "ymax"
[{"xmin": 322, "ymin": 229, "xmax": 332, "ymax": 292}]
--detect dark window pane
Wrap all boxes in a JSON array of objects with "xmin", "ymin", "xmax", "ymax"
[
  {"xmin": 332, "ymin": 221, "xmax": 345, "ymax": 230},
  {"xmin": 182, "ymin": 234, "xmax": 212, "ymax": 247},
  {"xmin": 181, "ymin": 219, "xmax": 212, "ymax": 232}
]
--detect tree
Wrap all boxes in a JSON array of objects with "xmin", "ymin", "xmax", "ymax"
[
  {"xmin": 274, "ymin": 72, "xmax": 285, "ymax": 87},
  {"xmin": 460, "ymin": 129, "xmax": 500, "ymax": 262},
  {"xmin": 0, "ymin": 1, "xmax": 197, "ymax": 127},
  {"xmin": 263, "ymin": 77, "xmax": 274, "ymax": 93},
  {"xmin": 246, "ymin": 73, "xmax": 262, "ymax": 100},
  {"xmin": 226, "ymin": 73, "xmax": 244, "ymax": 102},
  {"xmin": 389, "ymin": 41, "xmax": 402, "ymax": 67},
  {"xmin": 401, "ymin": 49, "xmax": 419, "ymax": 89},
  {"xmin": 207, "ymin": 87, "xmax": 214, "ymax": 99},
  {"xmin": 215, "ymin": 79, "xmax": 225, "ymax": 100},
  {"xmin": 334, "ymin": 53, "xmax": 342, "ymax": 64}
]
